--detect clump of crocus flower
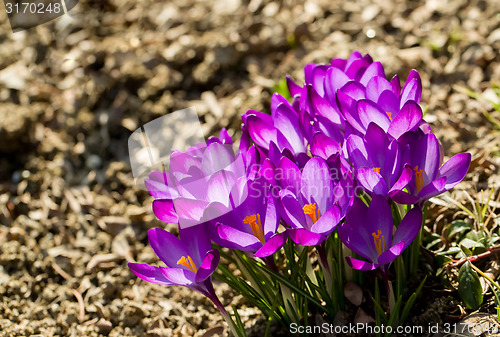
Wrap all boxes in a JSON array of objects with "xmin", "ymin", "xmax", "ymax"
[{"xmin": 130, "ymin": 51, "xmax": 471, "ymax": 334}]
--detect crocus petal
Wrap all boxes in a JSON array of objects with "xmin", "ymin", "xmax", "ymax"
[
  {"xmin": 340, "ymin": 81, "xmax": 366, "ymax": 100},
  {"xmin": 392, "ymin": 206, "xmax": 423, "ymax": 248},
  {"xmin": 376, "ymin": 90, "xmax": 400, "ymax": 116},
  {"xmin": 271, "ymin": 92, "xmax": 289, "ymax": 114},
  {"xmin": 357, "ymin": 168, "xmax": 389, "ymax": 195},
  {"xmin": 308, "ymin": 86, "xmax": 343, "ymax": 126},
  {"xmin": 411, "ymin": 133, "xmax": 441, "ymax": 181},
  {"xmin": 128, "ymin": 263, "xmax": 174, "ymax": 285},
  {"xmin": 300, "ymin": 157, "xmax": 333, "ymax": 212},
  {"xmin": 148, "ymin": 228, "xmax": 190, "ymax": 268},
  {"xmin": 358, "ymin": 100, "xmax": 391, "ymax": 132},
  {"xmin": 286, "ymin": 75, "xmax": 302, "ymax": 97},
  {"xmin": 438, "ymin": 153, "xmax": 471, "ymax": 190},
  {"xmin": 366, "ymin": 76, "xmax": 392, "ymax": 102},
  {"xmin": 288, "ymin": 228, "xmax": 325, "ymax": 246},
  {"xmin": 417, "ymin": 176, "xmax": 447, "ymax": 200},
  {"xmin": 277, "ymin": 156, "xmax": 301, "ymax": 195},
  {"xmin": 202, "ymin": 143, "xmax": 235, "ymax": 175},
  {"xmin": 345, "ymin": 257, "xmax": 377, "ymax": 271},
  {"xmin": 364, "ymin": 123, "xmax": 390, "ymax": 166},
  {"xmin": 331, "ymin": 57, "xmax": 347, "ymax": 69},
  {"xmin": 305, "ymin": 64, "xmax": 328, "ymax": 96},
  {"xmin": 218, "ymin": 128, "xmax": 233, "ymax": 144},
  {"xmin": 337, "ymin": 219, "xmax": 374, "ymax": 262},
  {"xmin": 206, "ymin": 171, "xmax": 236, "ymax": 206},
  {"xmin": 310, "ymin": 132, "xmax": 341, "ymax": 159},
  {"xmin": 377, "ymin": 241, "xmax": 405, "ymax": 265},
  {"xmin": 315, "ymin": 116, "xmax": 346, "ymax": 144},
  {"xmin": 324, "ymin": 67, "xmax": 350, "ymax": 104},
  {"xmin": 245, "ymin": 114, "xmax": 278, "ymax": 151},
  {"xmin": 280, "ymin": 190, "xmax": 308, "ymax": 229},
  {"xmin": 400, "ymin": 70, "xmax": 422, "ymax": 105},
  {"xmin": 345, "ymin": 58, "xmax": 370, "ymax": 81},
  {"xmin": 195, "ymin": 250, "xmax": 220, "ymax": 283},
  {"xmin": 161, "ymin": 268, "xmax": 196, "ymax": 286},
  {"xmin": 263, "ymin": 194, "xmax": 279, "ymax": 235},
  {"xmin": 274, "ymin": 103, "xmax": 306, "ymax": 153},
  {"xmin": 254, "ymin": 232, "xmax": 288, "ymax": 257},
  {"xmin": 387, "ymin": 101, "xmax": 422, "ymax": 139},
  {"xmin": 346, "ymin": 135, "xmax": 369, "ymax": 167},
  {"xmin": 388, "ymin": 165, "xmax": 413, "ymax": 194},
  {"xmin": 368, "ymin": 196, "xmax": 394, "ymax": 249},
  {"xmin": 216, "ymin": 224, "xmax": 262, "ymax": 251},
  {"xmin": 388, "ymin": 189, "xmax": 420, "ymax": 205},
  {"xmin": 337, "ymin": 89, "xmax": 364, "ymax": 133},
  {"xmin": 389, "ymin": 74, "xmax": 401, "ymax": 97},
  {"xmin": 310, "ymin": 205, "xmax": 342, "ymax": 235},
  {"xmin": 179, "ymin": 225, "xmax": 212, "ymax": 267},
  {"xmin": 173, "ymin": 198, "xmax": 209, "ymax": 227},
  {"xmin": 360, "ymin": 62, "xmax": 385, "ymax": 86},
  {"xmin": 258, "ymin": 158, "xmax": 276, "ymax": 186},
  {"xmin": 145, "ymin": 171, "xmax": 178, "ymax": 199},
  {"xmin": 152, "ymin": 199, "xmax": 179, "ymax": 223}
]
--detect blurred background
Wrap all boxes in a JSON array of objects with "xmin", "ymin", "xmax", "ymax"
[{"xmin": 0, "ymin": 0, "xmax": 499, "ymax": 336}]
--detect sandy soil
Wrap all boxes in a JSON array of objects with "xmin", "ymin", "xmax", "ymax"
[{"xmin": 0, "ymin": 0, "xmax": 500, "ymax": 336}]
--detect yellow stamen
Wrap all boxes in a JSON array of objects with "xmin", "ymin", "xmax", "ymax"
[
  {"xmin": 414, "ymin": 166, "xmax": 425, "ymax": 193},
  {"xmin": 372, "ymin": 167, "xmax": 381, "ymax": 174},
  {"xmin": 387, "ymin": 112, "xmax": 392, "ymax": 121},
  {"xmin": 177, "ymin": 255, "xmax": 198, "ymax": 273},
  {"xmin": 372, "ymin": 230, "xmax": 386, "ymax": 256},
  {"xmin": 244, "ymin": 214, "xmax": 265, "ymax": 244},
  {"xmin": 303, "ymin": 203, "xmax": 321, "ymax": 223}
]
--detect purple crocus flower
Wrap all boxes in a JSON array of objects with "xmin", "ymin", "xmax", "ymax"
[
  {"xmin": 390, "ymin": 130, "xmax": 471, "ymax": 205},
  {"xmin": 210, "ymin": 175, "xmax": 283, "ymax": 257},
  {"xmin": 128, "ymin": 225, "xmax": 226, "ymax": 313},
  {"xmin": 285, "ymin": 51, "xmax": 383, "ymax": 147},
  {"xmin": 242, "ymin": 93, "xmax": 311, "ymax": 167},
  {"xmin": 289, "ymin": 51, "xmax": 383, "ymax": 105},
  {"xmin": 336, "ymin": 71, "xmax": 424, "ymax": 139},
  {"xmin": 145, "ymin": 129, "xmax": 250, "ymax": 229},
  {"xmin": 338, "ymin": 196, "xmax": 423, "ymax": 271},
  {"xmin": 278, "ymin": 156, "xmax": 353, "ymax": 246},
  {"xmin": 345, "ymin": 123, "xmax": 413, "ymax": 197}
]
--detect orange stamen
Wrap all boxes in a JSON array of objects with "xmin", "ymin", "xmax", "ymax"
[
  {"xmin": 303, "ymin": 203, "xmax": 321, "ymax": 223},
  {"xmin": 244, "ymin": 214, "xmax": 265, "ymax": 244},
  {"xmin": 387, "ymin": 112, "xmax": 392, "ymax": 121},
  {"xmin": 177, "ymin": 255, "xmax": 198, "ymax": 273},
  {"xmin": 372, "ymin": 230, "xmax": 386, "ymax": 256},
  {"xmin": 414, "ymin": 166, "xmax": 424, "ymax": 193},
  {"xmin": 372, "ymin": 167, "xmax": 381, "ymax": 174}
]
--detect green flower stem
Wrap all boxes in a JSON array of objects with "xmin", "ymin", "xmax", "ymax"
[{"xmin": 317, "ymin": 242, "xmax": 333, "ymax": 299}]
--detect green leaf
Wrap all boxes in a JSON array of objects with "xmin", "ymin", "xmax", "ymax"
[
  {"xmin": 272, "ymin": 77, "xmax": 291, "ymax": 100},
  {"xmin": 385, "ymin": 295, "xmax": 403, "ymax": 336},
  {"xmin": 459, "ymin": 238, "xmax": 486, "ymax": 254},
  {"xmin": 447, "ymin": 220, "xmax": 472, "ymax": 241},
  {"xmin": 465, "ymin": 230, "xmax": 487, "ymax": 244},
  {"xmin": 400, "ymin": 276, "xmax": 427, "ymax": 324},
  {"xmin": 458, "ymin": 261, "xmax": 483, "ymax": 310},
  {"xmin": 425, "ymin": 233, "xmax": 443, "ymax": 250},
  {"xmin": 488, "ymin": 234, "xmax": 500, "ymax": 246},
  {"xmin": 436, "ymin": 246, "xmax": 462, "ymax": 256},
  {"xmin": 231, "ymin": 306, "xmax": 248, "ymax": 337},
  {"xmin": 256, "ymin": 262, "xmax": 325, "ymax": 313},
  {"xmin": 373, "ymin": 279, "xmax": 387, "ymax": 326}
]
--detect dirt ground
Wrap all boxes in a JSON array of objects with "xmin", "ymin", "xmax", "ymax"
[{"xmin": 0, "ymin": 0, "xmax": 500, "ymax": 336}]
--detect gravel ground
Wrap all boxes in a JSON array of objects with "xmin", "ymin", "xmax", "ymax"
[{"xmin": 0, "ymin": 0, "xmax": 500, "ymax": 336}]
